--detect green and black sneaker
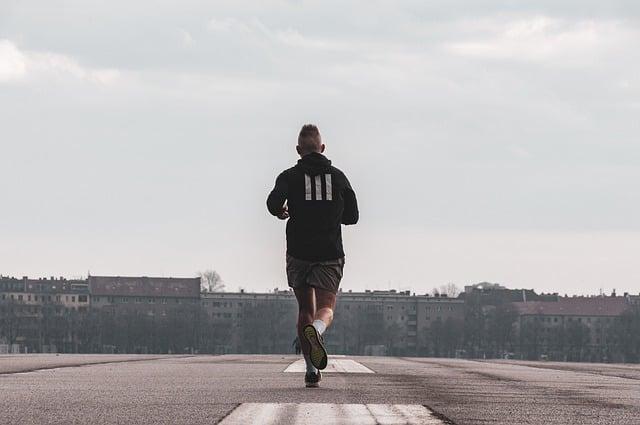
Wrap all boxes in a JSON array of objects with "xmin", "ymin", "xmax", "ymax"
[
  {"xmin": 303, "ymin": 324, "xmax": 328, "ymax": 370},
  {"xmin": 305, "ymin": 370, "xmax": 321, "ymax": 388}
]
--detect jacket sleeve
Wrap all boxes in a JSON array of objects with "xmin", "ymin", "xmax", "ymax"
[
  {"xmin": 342, "ymin": 175, "xmax": 359, "ymax": 225},
  {"xmin": 266, "ymin": 171, "xmax": 288, "ymax": 216}
]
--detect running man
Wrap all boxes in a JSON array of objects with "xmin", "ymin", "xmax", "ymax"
[{"xmin": 267, "ymin": 124, "xmax": 359, "ymax": 388}]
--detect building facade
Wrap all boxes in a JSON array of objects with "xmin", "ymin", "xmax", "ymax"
[
  {"xmin": 0, "ymin": 276, "xmax": 89, "ymax": 353},
  {"xmin": 4, "ymin": 274, "xmax": 635, "ymax": 360},
  {"xmin": 89, "ymin": 275, "xmax": 201, "ymax": 313},
  {"xmin": 200, "ymin": 288, "xmax": 465, "ymax": 356},
  {"xmin": 512, "ymin": 295, "xmax": 633, "ymax": 361}
]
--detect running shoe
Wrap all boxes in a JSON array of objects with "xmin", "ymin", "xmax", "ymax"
[
  {"xmin": 303, "ymin": 324, "xmax": 328, "ymax": 370},
  {"xmin": 305, "ymin": 370, "xmax": 321, "ymax": 388}
]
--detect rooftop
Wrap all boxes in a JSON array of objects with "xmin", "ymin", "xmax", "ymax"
[
  {"xmin": 89, "ymin": 276, "xmax": 200, "ymax": 298},
  {"xmin": 512, "ymin": 296, "xmax": 631, "ymax": 317},
  {"xmin": 0, "ymin": 276, "xmax": 88, "ymax": 293}
]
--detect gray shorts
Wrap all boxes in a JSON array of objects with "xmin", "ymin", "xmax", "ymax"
[{"xmin": 286, "ymin": 255, "xmax": 345, "ymax": 294}]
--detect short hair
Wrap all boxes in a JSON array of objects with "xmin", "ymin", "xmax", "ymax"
[{"xmin": 297, "ymin": 124, "xmax": 322, "ymax": 153}]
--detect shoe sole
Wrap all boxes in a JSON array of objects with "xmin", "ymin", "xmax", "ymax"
[
  {"xmin": 305, "ymin": 371, "xmax": 321, "ymax": 388},
  {"xmin": 303, "ymin": 325, "xmax": 328, "ymax": 370}
]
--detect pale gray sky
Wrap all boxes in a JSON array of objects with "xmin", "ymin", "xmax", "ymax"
[{"xmin": 1, "ymin": 1, "xmax": 639, "ymax": 295}]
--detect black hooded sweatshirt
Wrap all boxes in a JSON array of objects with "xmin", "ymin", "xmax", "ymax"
[{"xmin": 267, "ymin": 152, "xmax": 359, "ymax": 261}]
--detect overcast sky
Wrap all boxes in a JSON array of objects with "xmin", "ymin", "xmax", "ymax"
[{"xmin": 1, "ymin": 1, "xmax": 639, "ymax": 296}]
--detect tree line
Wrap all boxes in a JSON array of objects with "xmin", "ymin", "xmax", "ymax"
[{"xmin": 2, "ymin": 297, "xmax": 639, "ymax": 362}]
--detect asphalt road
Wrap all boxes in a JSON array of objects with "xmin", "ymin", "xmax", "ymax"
[{"xmin": 1, "ymin": 354, "xmax": 638, "ymax": 424}]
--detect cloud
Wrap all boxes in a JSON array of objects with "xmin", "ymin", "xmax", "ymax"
[
  {"xmin": 0, "ymin": 39, "xmax": 120, "ymax": 84},
  {"xmin": 445, "ymin": 16, "xmax": 637, "ymax": 65},
  {"xmin": 508, "ymin": 145, "xmax": 533, "ymax": 159},
  {"xmin": 207, "ymin": 16, "xmax": 346, "ymax": 51},
  {"xmin": 207, "ymin": 17, "xmax": 254, "ymax": 34},
  {"xmin": 179, "ymin": 29, "xmax": 195, "ymax": 47},
  {"xmin": 0, "ymin": 39, "xmax": 27, "ymax": 81}
]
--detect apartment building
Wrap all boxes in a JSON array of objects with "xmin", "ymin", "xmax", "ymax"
[
  {"xmin": 0, "ymin": 276, "xmax": 90, "ymax": 352},
  {"xmin": 201, "ymin": 288, "xmax": 465, "ymax": 356},
  {"xmin": 512, "ymin": 295, "xmax": 632, "ymax": 361},
  {"xmin": 89, "ymin": 275, "xmax": 201, "ymax": 315}
]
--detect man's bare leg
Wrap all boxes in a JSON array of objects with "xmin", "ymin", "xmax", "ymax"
[
  {"xmin": 297, "ymin": 286, "xmax": 334, "ymax": 370},
  {"xmin": 313, "ymin": 287, "xmax": 337, "ymax": 332},
  {"xmin": 294, "ymin": 287, "xmax": 317, "ymax": 375}
]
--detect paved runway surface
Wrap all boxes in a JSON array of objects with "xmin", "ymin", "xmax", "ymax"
[{"xmin": 1, "ymin": 354, "xmax": 639, "ymax": 424}]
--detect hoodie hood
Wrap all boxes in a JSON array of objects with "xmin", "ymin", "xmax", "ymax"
[{"xmin": 297, "ymin": 152, "xmax": 332, "ymax": 176}]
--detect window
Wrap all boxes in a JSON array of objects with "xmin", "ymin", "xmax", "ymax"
[
  {"xmin": 135, "ymin": 297, "xmax": 142, "ymax": 303},
  {"xmin": 28, "ymin": 295, "xmax": 31, "ymax": 301},
  {"xmin": 18, "ymin": 295, "xmax": 23, "ymax": 301},
  {"xmin": 71, "ymin": 296, "xmax": 75, "ymax": 302}
]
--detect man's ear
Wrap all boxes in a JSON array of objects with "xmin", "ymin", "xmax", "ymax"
[
  {"xmin": 320, "ymin": 144, "xmax": 326, "ymax": 153},
  {"xmin": 296, "ymin": 145, "xmax": 302, "ymax": 156}
]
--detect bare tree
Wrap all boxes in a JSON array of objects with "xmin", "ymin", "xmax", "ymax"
[
  {"xmin": 199, "ymin": 270, "xmax": 225, "ymax": 292},
  {"xmin": 430, "ymin": 284, "xmax": 460, "ymax": 297},
  {"xmin": 439, "ymin": 283, "xmax": 461, "ymax": 298}
]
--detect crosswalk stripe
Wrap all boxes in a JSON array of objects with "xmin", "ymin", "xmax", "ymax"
[
  {"xmin": 219, "ymin": 403, "xmax": 447, "ymax": 425},
  {"xmin": 284, "ymin": 358, "xmax": 374, "ymax": 373},
  {"xmin": 295, "ymin": 403, "xmax": 341, "ymax": 424}
]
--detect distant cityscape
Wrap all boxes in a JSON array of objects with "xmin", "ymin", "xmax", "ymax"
[{"xmin": 1, "ymin": 275, "xmax": 639, "ymax": 363}]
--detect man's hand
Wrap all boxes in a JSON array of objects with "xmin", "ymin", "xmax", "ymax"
[{"xmin": 277, "ymin": 205, "xmax": 289, "ymax": 220}]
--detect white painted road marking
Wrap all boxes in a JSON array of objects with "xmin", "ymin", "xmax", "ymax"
[
  {"xmin": 219, "ymin": 403, "xmax": 446, "ymax": 424},
  {"xmin": 284, "ymin": 358, "xmax": 374, "ymax": 373}
]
